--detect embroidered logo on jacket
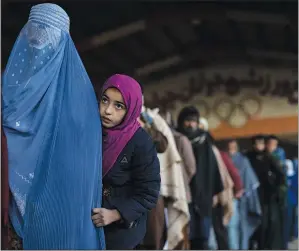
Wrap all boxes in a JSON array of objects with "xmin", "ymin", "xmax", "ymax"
[{"xmin": 120, "ymin": 156, "xmax": 128, "ymax": 164}]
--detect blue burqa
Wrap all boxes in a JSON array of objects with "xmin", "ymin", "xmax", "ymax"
[
  {"xmin": 231, "ymin": 152, "xmax": 262, "ymax": 249},
  {"xmin": 2, "ymin": 3, "xmax": 105, "ymax": 249}
]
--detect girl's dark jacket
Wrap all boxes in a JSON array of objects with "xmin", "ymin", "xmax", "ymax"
[{"xmin": 102, "ymin": 127, "xmax": 161, "ymax": 250}]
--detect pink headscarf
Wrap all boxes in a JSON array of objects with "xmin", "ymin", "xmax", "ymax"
[{"xmin": 101, "ymin": 74, "xmax": 142, "ymax": 177}]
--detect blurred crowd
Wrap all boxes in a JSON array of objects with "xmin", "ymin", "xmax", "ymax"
[{"xmin": 137, "ymin": 102, "xmax": 298, "ymax": 250}]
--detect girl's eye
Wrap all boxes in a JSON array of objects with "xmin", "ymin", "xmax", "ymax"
[
  {"xmin": 115, "ymin": 103, "xmax": 125, "ymax": 110},
  {"xmin": 101, "ymin": 97, "xmax": 108, "ymax": 104}
]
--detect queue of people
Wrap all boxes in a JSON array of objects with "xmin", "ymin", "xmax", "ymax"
[
  {"xmin": 1, "ymin": 3, "xmax": 298, "ymax": 250},
  {"xmin": 138, "ymin": 106, "xmax": 297, "ymax": 250}
]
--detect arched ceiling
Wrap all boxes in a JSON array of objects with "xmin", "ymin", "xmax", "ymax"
[{"xmin": 2, "ymin": 0, "xmax": 298, "ymax": 88}]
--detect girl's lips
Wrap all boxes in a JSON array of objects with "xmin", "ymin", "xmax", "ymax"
[{"xmin": 102, "ymin": 117, "xmax": 112, "ymax": 123}]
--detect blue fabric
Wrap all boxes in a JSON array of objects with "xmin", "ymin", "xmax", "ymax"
[
  {"xmin": 274, "ymin": 147, "xmax": 288, "ymax": 250},
  {"xmin": 274, "ymin": 147, "xmax": 286, "ymax": 166},
  {"xmin": 227, "ymin": 199, "xmax": 240, "ymax": 250},
  {"xmin": 291, "ymin": 159, "xmax": 298, "ymax": 206},
  {"xmin": 283, "ymin": 159, "xmax": 297, "ymax": 248},
  {"xmin": 231, "ymin": 152, "xmax": 262, "ymax": 249},
  {"xmin": 293, "ymin": 159, "xmax": 298, "ymax": 172},
  {"xmin": 189, "ymin": 203, "xmax": 211, "ymax": 241},
  {"xmin": 208, "ymin": 227, "xmax": 218, "ymax": 249},
  {"xmin": 286, "ymin": 160, "xmax": 298, "ymax": 206},
  {"xmin": 294, "ymin": 206, "xmax": 298, "ymax": 238},
  {"xmin": 2, "ymin": 4, "xmax": 105, "ymax": 249},
  {"xmin": 141, "ymin": 112, "xmax": 153, "ymax": 125}
]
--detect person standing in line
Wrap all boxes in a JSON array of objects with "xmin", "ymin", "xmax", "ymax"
[
  {"xmin": 285, "ymin": 159, "xmax": 298, "ymax": 244},
  {"xmin": 172, "ymin": 128, "xmax": 197, "ymax": 249},
  {"xmin": 137, "ymin": 110, "xmax": 168, "ymax": 250},
  {"xmin": 266, "ymin": 135, "xmax": 286, "ymax": 168},
  {"xmin": 92, "ymin": 74, "xmax": 161, "ymax": 250},
  {"xmin": 220, "ymin": 151, "xmax": 244, "ymax": 200},
  {"xmin": 246, "ymin": 135, "xmax": 286, "ymax": 249},
  {"xmin": 198, "ymin": 119, "xmax": 236, "ymax": 250},
  {"xmin": 210, "ymin": 144, "xmax": 234, "ymax": 250},
  {"xmin": 2, "ymin": 3, "xmax": 105, "ymax": 249},
  {"xmin": 265, "ymin": 135, "xmax": 288, "ymax": 249},
  {"xmin": 227, "ymin": 139, "xmax": 262, "ymax": 250},
  {"xmin": 140, "ymin": 106, "xmax": 190, "ymax": 250},
  {"xmin": 177, "ymin": 106, "xmax": 224, "ymax": 250}
]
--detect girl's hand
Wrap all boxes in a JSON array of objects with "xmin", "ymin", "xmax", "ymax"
[{"xmin": 92, "ymin": 208, "xmax": 121, "ymax": 227}]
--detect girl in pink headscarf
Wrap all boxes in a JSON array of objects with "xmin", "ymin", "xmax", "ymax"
[{"xmin": 91, "ymin": 74, "xmax": 161, "ymax": 250}]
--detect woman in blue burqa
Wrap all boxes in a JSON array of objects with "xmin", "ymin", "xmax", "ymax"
[{"xmin": 2, "ymin": 3, "xmax": 105, "ymax": 250}]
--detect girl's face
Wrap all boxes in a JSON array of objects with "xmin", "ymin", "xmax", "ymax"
[{"xmin": 100, "ymin": 88, "xmax": 127, "ymax": 128}]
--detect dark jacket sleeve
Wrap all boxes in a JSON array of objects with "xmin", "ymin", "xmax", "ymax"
[
  {"xmin": 220, "ymin": 151, "xmax": 244, "ymax": 193},
  {"xmin": 212, "ymin": 149, "xmax": 224, "ymax": 196},
  {"xmin": 111, "ymin": 135, "xmax": 161, "ymax": 227}
]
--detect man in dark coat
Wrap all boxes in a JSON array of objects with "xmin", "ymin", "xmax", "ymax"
[
  {"xmin": 265, "ymin": 135, "xmax": 288, "ymax": 249},
  {"xmin": 246, "ymin": 135, "xmax": 287, "ymax": 250},
  {"xmin": 177, "ymin": 106, "xmax": 223, "ymax": 250}
]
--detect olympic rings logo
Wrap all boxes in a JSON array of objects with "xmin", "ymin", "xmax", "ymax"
[{"xmin": 212, "ymin": 96, "xmax": 262, "ymax": 128}]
